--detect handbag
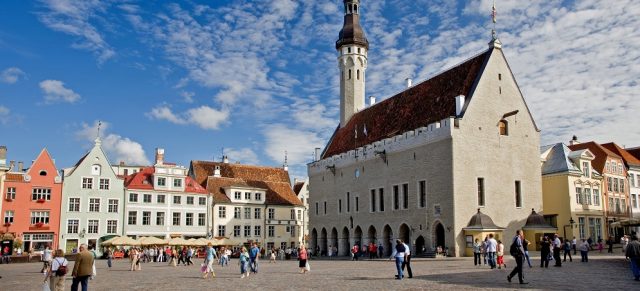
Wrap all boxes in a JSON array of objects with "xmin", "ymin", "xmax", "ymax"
[
  {"xmin": 200, "ymin": 263, "xmax": 207, "ymax": 273},
  {"xmin": 305, "ymin": 261, "xmax": 310, "ymax": 271}
]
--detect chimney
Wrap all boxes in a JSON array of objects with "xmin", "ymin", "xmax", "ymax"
[
  {"xmin": 369, "ymin": 96, "xmax": 376, "ymax": 106},
  {"xmin": 405, "ymin": 78, "xmax": 412, "ymax": 88},
  {"xmin": 214, "ymin": 165, "xmax": 221, "ymax": 177},
  {"xmin": 222, "ymin": 155, "xmax": 229, "ymax": 164},
  {"xmin": 119, "ymin": 161, "xmax": 125, "ymax": 166},
  {"xmin": 0, "ymin": 145, "xmax": 6, "ymax": 166},
  {"xmin": 455, "ymin": 95, "xmax": 466, "ymax": 116},
  {"xmin": 314, "ymin": 148, "xmax": 321, "ymax": 162},
  {"xmin": 155, "ymin": 148, "xmax": 165, "ymax": 165},
  {"xmin": 9, "ymin": 160, "xmax": 15, "ymax": 171},
  {"xmin": 18, "ymin": 161, "xmax": 24, "ymax": 172},
  {"xmin": 569, "ymin": 135, "xmax": 580, "ymax": 146}
]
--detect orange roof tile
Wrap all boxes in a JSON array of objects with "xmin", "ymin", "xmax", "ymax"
[
  {"xmin": 569, "ymin": 142, "xmax": 623, "ymax": 173},
  {"xmin": 4, "ymin": 172, "xmax": 25, "ymax": 182},
  {"xmin": 601, "ymin": 143, "xmax": 640, "ymax": 167}
]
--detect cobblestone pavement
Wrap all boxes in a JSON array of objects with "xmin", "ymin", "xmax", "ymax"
[{"xmin": 0, "ymin": 252, "xmax": 638, "ymax": 291}]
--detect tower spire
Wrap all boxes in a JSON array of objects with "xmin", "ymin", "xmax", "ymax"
[
  {"xmin": 489, "ymin": 0, "xmax": 502, "ymax": 49},
  {"xmin": 283, "ymin": 150, "xmax": 288, "ymax": 171},
  {"xmin": 95, "ymin": 120, "xmax": 102, "ymax": 145}
]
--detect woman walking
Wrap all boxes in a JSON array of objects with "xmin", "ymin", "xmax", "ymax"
[
  {"xmin": 129, "ymin": 248, "xmax": 139, "ymax": 271},
  {"xmin": 298, "ymin": 247, "xmax": 309, "ymax": 274},
  {"xmin": 239, "ymin": 247, "xmax": 250, "ymax": 278},
  {"xmin": 390, "ymin": 239, "xmax": 406, "ymax": 280},
  {"xmin": 203, "ymin": 243, "xmax": 216, "ymax": 279},
  {"xmin": 44, "ymin": 249, "xmax": 68, "ymax": 291},
  {"xmin": 496, "ymin": 240, "xmax": 507, "ymax": 269},
  {"xmin": 579, "ymin": 238, "xmax": 590, "ymax": 262},
  {"xmin": 105, "ymin": 247, "xmax": 113, "ymax": 269}
]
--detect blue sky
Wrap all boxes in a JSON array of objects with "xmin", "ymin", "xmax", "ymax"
[{"xmin": 1, "ymin": 0, "xmax": 639, "ymax": 179}]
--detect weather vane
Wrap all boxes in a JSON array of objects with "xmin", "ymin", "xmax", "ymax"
[
  {"xmin": 97, "ymin": 120, "xmax": 102, "ymax": 139},
  {"xmin": 491, "ymin": 0, "xmax": 497, "ymax": 40}
]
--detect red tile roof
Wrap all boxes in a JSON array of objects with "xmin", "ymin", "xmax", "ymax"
[
  {"xmin": 293, "ymin": 182, "xmax": 305, "ymax": 195},
  {"xmin": 190, "ymin": 161, "xmax": 302, "ymax": 206},
  {"xmin": 321, "ymin": 49, "xmax": 491, "ymax": 158},
  {"xmin": 4, "ymin": 172, "xmax": 25, "ymax": 182},
  {"xmin": 569, "ymin": 142, "xmax": 623, "ymax": 173},
  {"xmin": 125, "ymin": 166, "xmax": 207, "ymax": 194},
  {"xmin": 601, "ymin": 143, "xmax": 640, "ymax": 167},
  {"xmin": 627, "ymin": 147, "xmax": 640, "ymax": 161}
]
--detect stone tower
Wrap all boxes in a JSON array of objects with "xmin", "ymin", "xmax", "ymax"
[{"xmin": 337, "ymin": 0, "xmax": 368, "ymax": 128}]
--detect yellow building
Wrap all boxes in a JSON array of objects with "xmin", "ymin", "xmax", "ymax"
[
  {"xmin": 540, "ymin": 143, "xmax": 605, "ymax": 241},
  {"xmin": 462, "ymin": 209, "xmax": 504, "ymax": 256}
]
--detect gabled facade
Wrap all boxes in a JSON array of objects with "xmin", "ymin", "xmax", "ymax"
[
  {"xmin": 123, "ymin": 148, "xmax": 209, "ymax": 239},
  {"xmin": 308, "ymin": 0, "xmax": 542, "ymax": 257},
  {"xmin": 1, "ymin": 149, "xmax": 63, "ymax": 251},
  {"xmin": 59, "ymin": 138, "xmax": 125, "ymax": 254},
  {"xmin": 293, "ymin": 178, "xmax": 310, "ymax": 241},
  {"xmin": 602, "ymin": 143, "xmax": 640, "ymax": 234},
  {"xmin": 190, "ymin": 160, "xmax": 304, "ymax": 251},
  {"xmin": 540, "ymin": 143, "xmax": 605, "ymax": 241}
]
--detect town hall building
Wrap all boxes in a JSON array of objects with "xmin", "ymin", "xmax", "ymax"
[{"xmin": 308, "ymin": 0, "xmax": 543, "ymax": 257}]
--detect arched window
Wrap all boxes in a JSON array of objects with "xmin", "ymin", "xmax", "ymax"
[
  {"xmin": 39, "ymin": 170, "xmax": 47, "ymax": 176},
  {"xmin": 348, "ymin": 69, "xmax": 352, "ymax": 80},
  {"xmin": 498, "ymin": 120, "xmax": 508, "ymax": 136},
  {"xmin": 357, "ymin": 70, "xmax": 360, "ymax": 80},
  {"xmin": 354, "ymin": 5, "xmax": 358, "ymax": 14}
]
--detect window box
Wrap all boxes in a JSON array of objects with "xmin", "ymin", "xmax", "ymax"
[
  {"xmin": 37, "ymin": 198, "xmax": 46, "ymax": 203},
  {"xmin": 3, "ymin": 223, "xmax": 11, "ymax": 227},
  {"xmin": 4, "ymin": 198, "xmax": 12, "ymax": 202},
  {"xmin": 35, "ymin": 222, "xmax": 44, "ymax": 228}
]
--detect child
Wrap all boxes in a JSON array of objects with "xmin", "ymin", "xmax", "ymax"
[
  {"xmin": 239, "ymin": 247, "xmax": 250, "ymax": 278},
  {"xmin": 496, "ymin": 240, "xmax": 507, "ymax": 269},
  {"xmin": 270, "ymin": 250, "xmax": 276, "ymax": 263}
]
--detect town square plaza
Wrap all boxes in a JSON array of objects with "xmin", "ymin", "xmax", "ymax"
[{"xmin": 0, "ymin": 252, "xmax": 637, "ymax": 290}]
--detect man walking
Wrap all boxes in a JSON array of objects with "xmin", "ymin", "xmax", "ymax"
[
  {"xmin": 553, "ymin": 234, "xmax": 562, "ymax": 267},
  {"xmin": 249, "ymin": 243, "xmax": 260, "ymax": 274},
  {"xmin": 401, "ymin": 240, "xmax": 413, "ymax": 278},
  {"xmin": 487, "ymin": 234, "xmax": 498, "ymax": 269},
  {"xmin": 507, "ymin": 230, "xmax": 528, "ymax": 285},
  {"xmin": 71, "ymin": 244, "xmax": 94, "ymax": 291},
  {"xmin": 624, "ymin": 234, "xmax": 640, "ymax": 281}
]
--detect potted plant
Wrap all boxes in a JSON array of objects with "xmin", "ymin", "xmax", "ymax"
[
  {"xmin": 35, "ymin": 222, "xmax": 44, "ymax": 228},
  {"xmin": 3, "ymin": 222, "xmax": 10, "ymax": 227},
  {"xmin": 4, "ymin": 197, "xmax": 12, "ymax": 202},
  {"xmin": 37, "ymin": 198, "xmax": 45, "ymax": 203}
]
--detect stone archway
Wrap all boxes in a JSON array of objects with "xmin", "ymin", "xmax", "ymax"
[
  {"xmin": 383, "ymin": 224, "xmax": 393, "ymax": 256},
  {"xmin": 434, "ymin": 222, "xmax": 445, "ymax": 249},
  {"xmin": 399, "ymin": 223, "xmax": 410, "ymax": 247},
  {"xmin": 367, "ymin": 225, "xmax": 377, "ymax": 245},
  {"xmin": 320, "ymin": 228, "xmax": 328, "ymax": 256},
  {"xmin": 415, "ymin": 235, "xmax": 425, "ymax": 255},
  {"xmin": 339, "ymin": 227, "xmax": 350, "ymax": 256},
  {"xmin": 330, "ymin": 228, "xmax": 339, "ymax": 256},
  {"xmin": 353, "ymin": 226, "xmax": 363, "ymax": 248},
  {"xmin": 310, "ymin": 228, "xmax": 318, "ymax": 253}
]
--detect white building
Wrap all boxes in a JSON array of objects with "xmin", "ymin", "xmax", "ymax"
[
  {"xmin": 123, "ymin": 149, "xmax": 210, "ymax": 239},
  {"xmin": 293, "ymin": 178, "xmax": 310, "ymax": 241}
]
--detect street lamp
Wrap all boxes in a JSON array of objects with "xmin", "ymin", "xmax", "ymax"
[{"xmin": 562, "ymin": 217, "xmax": 575, "ymax": 240}]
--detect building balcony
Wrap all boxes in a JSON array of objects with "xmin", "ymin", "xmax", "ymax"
[{"xmin": 606, "ymin": 210, "xmax": 630, "ymax": 217}]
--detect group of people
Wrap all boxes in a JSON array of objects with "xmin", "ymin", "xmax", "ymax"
[
  {"xmin": 473, "ymin": 233, "xmax": 524, "ymax": 270},
  {"xmin": 42, "ymin": 244, "xmax": 95, "ymax": 291},
  {"xmin": 390, "ymin": 239, "xmax": 413, "ymax": 280}
]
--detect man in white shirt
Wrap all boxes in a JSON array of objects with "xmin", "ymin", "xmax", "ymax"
[
  {"xmin": 400, "ymin": 241, "xmax": 413, "ymax": 278},
  {"xmin": 572, "ymin": 237, "xmax": 577, "ymax": 255},
  {"xmin": 553, "ymin": 234, "xmax": 562, "ymax": 267},
  {"xmin": 487, "ymin": 234, "xmax": 498, "ymax": 269}
]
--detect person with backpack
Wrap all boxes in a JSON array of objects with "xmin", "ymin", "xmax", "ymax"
[
  {"xmin": 45, "ymin": 249, "xmax": 68, "ymax": 291},
  {"xmin": 507, "ymin": 229, "xmax": 528, "ymax": 285},
  {"xmin": 563, "ymin": 238, "xmax": 573, "ymax": 262}
]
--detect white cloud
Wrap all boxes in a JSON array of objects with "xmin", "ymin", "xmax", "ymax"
[
  {"xmin": 39, "ymin": 80, "xmax": 81, "ymax": 103},
  {"xmin": 224, "ymin": 148, "xmax": 260, "ymax": 165},
  {"xmin": 0, "ymin": 67, "xmax": 26, "ymax": 84},
  {"xmin": 38, "ymin": 0, "xmax": 115, "ymax": 64},
  {"xmin": 76, "ymin": 121, "xmax": 150, "ymax": 165},
  {"xmin": 180, "ymin": 91, "xmax": 195, "ymax": 103},
  {"xmin": 147, "ymin": 105, "xmax": 229, "ymax": 131},
  {"xmin": 0, "ymin": 106, "xmax": 10, "ymax": 124},
  {"xmin": 263, "ymin": 124, "xmax": 325, "ymax": 166}
]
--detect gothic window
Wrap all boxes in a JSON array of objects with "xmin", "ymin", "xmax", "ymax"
[
  {"xmin": 348, "ymin": 70, "xmax": 352, "ymax": 80},
  {"xmin": 498, "ymin": 120, "xmax": 508, "ymax": 136},
  {"xmin": 357, "ymin": 70, "xmax": 360, "ymax": 80}
]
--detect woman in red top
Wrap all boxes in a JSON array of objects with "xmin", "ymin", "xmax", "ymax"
[{"xmin": 298, "ymin": 247, "xmax": 308, "ymax": 274}]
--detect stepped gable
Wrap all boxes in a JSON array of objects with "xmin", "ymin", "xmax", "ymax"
[
  {"xmin": 321, "ymin": 49, "xmax": 491, "ymax": 159},
  {"xmin": 125, "ymin": 166, "xmax": 207, "ymax": 194},
  {"xmin": 191, "ymin": 161, "xmax": 302, "ymax": 206}
]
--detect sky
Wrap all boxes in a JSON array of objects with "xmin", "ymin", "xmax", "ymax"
[{"xmin": 1, "ymin": 0, "xmax": 639, "ymax": 180}]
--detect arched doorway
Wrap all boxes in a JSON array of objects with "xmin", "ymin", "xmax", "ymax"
[
  {"xmin": 340, "ymin": 227, "xmax": 350, "ymax": 256},
  {"xmin": 383, "ymin": 224, "xmax": 392, "ymax": 256},
  {"xmin": 434, "ymin": 223, "xmax": 445, "ymax": 249},
  {"xmin": 399, "ymin": 224, "xmax": 410, "ymax": 247},
  {"xmin": 367, "ymin": 225, "xmax": 377, "ymax": 245},
  {"xmin": 310, "ymin": 228, "xmax": 318, "ymax": 253},
  {"xmin": 330, "ymin": 228, "xmax": 339, "ymax": 255},
  {"xmin": 320, "ymin": 228, "xmax": 328, "ymax": 256},
  {"xmin": 353, "ymin": 226, "xmax": 362, "ymax": 248},
  {"xmin": 415, "ymin": 235, "xmax": 425, "ymax": 255}
]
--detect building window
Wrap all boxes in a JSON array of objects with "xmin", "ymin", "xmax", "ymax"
[
  {"xmin": 108, "ymin": 199, "xmax": 118, "ymax": 213},
  {"xmin": 355, "ymin": 197, "xmax": 359, "ymax": 212},
  {"xmin": 379, "ymin": 188, "xmax": 385, "ymax": 212},
  {"xmin": 370, "ymin": 189, "xmax": 376, "ymax": 212},
  {"xmin": 32, "ymin": 188, "xmax": 51, "ymax": 201},
  {"xmin": 515, "ymin": 181, "xmax": 522, "ymax": 208},
  {"xmin": 173, "ymin": 178, "xmax": 182, "ymax": 187},
  {"xmin": 244, "ymin": 225, "xmax": 251, "ymax": 237},
  {"xmin": 198, "ymin": 213, "xmax": 205, "ymax": 226},
  {"xmin": 418, "ymin": 181, "xmax": 426, "ymax": 208},
  {"xmin": 268, "ymin": 226, "xmax": 275, "ymax": 237},
  {"xmin": 585, "ymin": 188, "xmax": 592, "ymax": 205},
  {"xmin": 324, "ymin": 201, "xmax": 327, "ymax": 215},
  {"xmin": 315, "ymin": 203, "xmax": 319, "ymax": 215},
  {"xmin": 254, "ymin": 225, "xmax": 261, "ymax": 236},
  {"xmin": 186, "ymin": 213, "xmax": 193, "ymax": 226},
  {"xmin": 614, "ymin": 178, "xmax": 619, "ymax": 192},
  {"xmin": 393, "ymin": 185, "xmax": 399, "ymax": 210},
  {"xmin": 106, "ymin": 220, "xmax": 117, "ymax": 234},
  {"xmin": 290, "ymin": 209, "xmax": 295, "ymax": 220},
  {"xmin": 129, "ymin": 193, "xmax": 138, "ymax": 202},
  {"xmin": 99, "ymin": 178, "xmax": 110, "ymax": 190},
  {"xmin": 128, "ymin": 211, "xmax": 137, "ymax": 225},
  {"xmin": 234, "ymin": 225, "xmax": 241, "ymax": 237},
  {"xmin": 576, "ymin": 187, "xmax": 583, "ymax": 204},
  {"xmin": 67, "ymin": 219, "xmax": 79, "ymax": 234},
  {"xmin": 632, "ymin": 194, "xmax": 638, "ymax": 209},
  {"xmin": 578, "ymin": 217, "xmax": 585, "ymax": 238},
  {"xmin": 588, "ymin": 217, "xmax": 595, "ymax": 239},
  {"xmin": 199, "ymin": 197, "xmax": 206, "ymax": 205},
  {"xmin": 593, "ymin": 189, "xmax": 600, "ymax": 206},
  {"xmin": 4, "ymin": 210, "xmax": 14, "ymax": 224},
  {"xmin": 254, "ymin": 208, "xmax": 261, "ymax": 219},
  {"xmin": 234, "ymin": 192, "xmax": 241, "ymax": 200},
  {"xmin": 338, "ymin": 199, "xmax": 342, "ymax": 213},
  {"xmin": 157, "ymin": 177, "xmax": 166, "ymax": 186},
  {"xmin": 606, "ymin": 162, "xmax": 610, "ymax": 173},
  {"xmin": 143, "ymin": 194, "xmax": 152, "ymax": 203},
  {"xmin": 156, "ymin": 212, "xmax": 165, "ymax": 225},
  {"xmin": 498, "ymin": 120, "xmax": 508, "ymax": 136},
  {"xmin": 477, "ymin": 178, "xmax": 485, "ymax": 206},
  {"xmin": 187, "ymin": 196, "xmax": 194, "ymax": 205},
  {"xmin": 620, "ymin": 178, "xmax": 625, "ymax": 193},
  {"xmin": 91, "ymin": 164, "xmax": 101, "ymax": 175},
  {"xmin": 255, "ymin": 193, "xmax": 262, "ymax": 201},
  {"xmin": 142, "ymin": 211, "xmax": 151, "ymax": 225},
  {"xmin": 30, "ymin": 211, "xmax": 49, "ymax": 224},
  {"xmin": 402, "ymin": 183, "xmax": 409, "ymax": 209},
  {"xmin": 268, "ymin": 208, "xmax": 275, "ymax": 220},
  {"xmin": 622, "ymin": 199, "xmax": 627, "ymax": 213},
  {"xmin": 173, "ymin": 196, "xmax": 181, "ymax": 204},
  {"xmin": 244, "ymin": 192, "xmax": 251, "ymax": 200},
  {"xmin": 297, "ymin": 209, "xmax": 302, "ymax": 220},
  {"xmin": 290, "ymin": 225, "xmax": 296, "ymax": 236},
  {"xmin": 582, "ymin": 162, "xmax": 590, "ymax": 178},
  {"xmin": 218, "ymin": 206, "xmax": 226, "ymax": 218},
  {"xmin": 82, "ymin": 177, "xmax": 93, "ymax": 189},
  {"xmin": 172, "ymin": 212, "xmax": 181, "ymax": 226},
  {"xmin": 89, "ymin": 198, "xmax": 100, "ymax": 212},
  {"xmin": 218, "ymin": 225, "xmax": 226, "ymax": 237},
  {"xmin": 607, "ymin": 177, "xmax": 613, "ymax": 192},
  {"xmin": 594, "ymin": 218, "xmax": 602, "ymax": 239},
  {"xmin": 346, "ymin": 192, "xmax": 350, "ymax": 212},
  {"xmin": 6, "ymin": 187, "xmax": 15, "ymax": 200},
  {"xmin": 69, "ymin": 198, "xmax": 80, "ymax": 212},
  {"xmin": 234, "ymin": 207, "xmax": 241, "ymax": 219},
  {"xmin": 154, "ymin": 194, "xmax": 164, "ymax": 204},
  {"xmin": 88, "ymin": 220, "xmax": 99, "ymax": 234},
  {"xmin": 244, "ymin": 207, "xmax": 251, "ymax": 219}
]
